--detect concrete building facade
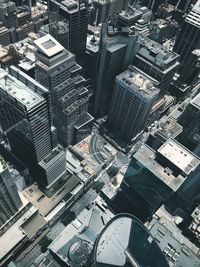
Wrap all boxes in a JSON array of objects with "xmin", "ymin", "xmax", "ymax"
[{"xmin": 108, "ymin": 66, "xmax": 159, "ymax": 143}]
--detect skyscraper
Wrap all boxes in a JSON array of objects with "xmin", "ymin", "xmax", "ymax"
[
  {"xmin": 0, "ymin": 0, "xmax": 18, "ymax": 29},
  {"xmin": 0, "ymin": 157, "xmax": 22, "ymax": 227},
  {"xmin": 178, "ymin": 49, "xmax": 200, "ymax": 85},
  {"xmin": 35, "ymin": 34, "xmax": 92, "ymax": 146},
  {"xmin": 93, "ymin": 0, "xmax": 123, "ymax": 25},
  {"xmin": 49, "ymin": 0, "xmax": 88, "ymax": 59},
  {"xmin": 0, "ymin": 66, "xmax": 66, "ymax": 187},
  {"xmin": 116, "ymin": 139, "xmax": 200, "ymax": 221},
  {"xmin": 107, "ymin": 66, "xmax": 159, "ymax": 143},
  {"xmin": 94, "ymin": 26, "xmax": 139, "ymax": 117},
  {"xmin": 173, "ymin": 1, "xmax": 200, "ymax": 68},
  {"xmin": 134, "ymin": 37, "xmax": 180, "ymax": 94},
  {"xmin": 178, "ymin": 93, "xmax": 200, "ymax": 148}
]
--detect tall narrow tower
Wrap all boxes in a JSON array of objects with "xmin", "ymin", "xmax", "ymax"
[
  {"xmin": 108, "ymin": 66, "xmax": 159, "ymax": 143},
  {"xmin": 49, "ymin": 0, "xmax": 88, "ymax": 59},
  {"xmin": 173, "ymin": 1, "xmax": 200, "ymax": 68}
]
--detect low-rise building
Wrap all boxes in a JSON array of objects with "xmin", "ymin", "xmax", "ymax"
[{"xmin": 146, "ymin": 206, "xmax": 200, "ymax": 267}]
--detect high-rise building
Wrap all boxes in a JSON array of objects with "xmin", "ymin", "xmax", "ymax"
[
  {"xmin": 115, "ymin": 139, "xmax": 200, "ymax": 221},
  {"xmin": 0, "ymin": 66, "xmax": 66, "ymax": 187},
  {"xmin": 173, "ymin": 1, "xmax": 200, "ymax": 68},
  {"xmin": 49, "ymin": 0, "xmax": 88, "ymax": 59},
  {"xmin": 94, "ymin": 26, "xmax": 139, "ymax": 117},
  {"xmin": 93, "ymin": 0, "xmax": 123, "ymax": 25},
  {"xmin": 35, "ymin": 34, "xmax": 93, "ymax": 146},
  {"xmin": 93, "ymin": 0, "xmax": 110, "ymax": 25},
  {"xmin": 0, "ymin": 0, "xmax": 18, "ymax": 29},
  {"xmin": 178, "ymin": 93, "xmax": 200, "ymax": 148},
  {"xmin": 0, "ymin": 157, "xmax": 22, "ymax": 227},
  {"xmin": 118, "ymin": 4, "xmax": 152, "ymax": 28},
  {"xmin": 134, "ymin": 37, "xmax": 180, "ymax": 94},
  {"xmin": 117, "ymin": 4, "xmax": 152, "ymax": 37},
  {"xmin": 0, "ymin": 25, "xmax": 11, "ymax": 46},
  {"xmin": 107, "ymin": 66, "xmax": 159, "ymax": 143},
  {"xmin": 178, "ymin": 49, "xmax": 200, "ymax": 85},
  {"xmin": 35, "ymin": 34, "xmax": 75, "ymax": 92}
]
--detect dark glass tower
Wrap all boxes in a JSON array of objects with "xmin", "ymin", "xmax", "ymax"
[
  {"xmin": 49, "ymin": 0, "xmax": 88, "ymax": 59},
  {"xmin": 108, "ymin": 66, "xmax": 159, "ymax": 143},
  {"xmin": 174, "ymin": 1, "xmax": 200, "ymax": 68}
]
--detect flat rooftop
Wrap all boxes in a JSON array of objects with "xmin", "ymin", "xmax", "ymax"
[
  {"xmin": 0, "ymin": 205, "xmax": 45, "ymax": 262},
  {"xmin": 61, "ymin": 0, "xmax": 85, "ymax": 13},
  {"xmin": 95, "ymin": 214, "xmax": 169, "ymax": 267},
  {"xmin": 49, "ymin": 197, "xmax": 114, "ymax": 266},
  {"xmin": 0, "ymin": 69, "xmax": 44, "ymax": 110},
  {"xmin": 156, "ymin": 119, "xmax": 183, "ymax": 140},
  {"xmin": 134, "ymin": 145, "xmax": 185, "ymax": 191},
  {"xmin": 86, "ymin": 35, "xmax": 99, "ymax": 53},
  {"xmin": 119, "ymin": 7, "xmax": 143, "ymax": 21},
  {"xmin": 137, "ymin": 37, "xmax": 179, "ymax": 69},
  {"xmin": 34, "ymin": 34, "xmax": 65, "ymax": 57},
  {"xmin": 74, "ymin": 112, "xmax": 94, "ymax": 129},
  {"xmin": 22, "ymin": 175, "xmax": 80, "ymax": 217},
  {"xmin": 117, "ymin": 66, "xmax": 159, "ymax": 97},
  {"xmin": 158, "ymin": 140, "xmax": 200, "ymax": 175},
  {"xmin": 148, "ymin": 209, "xmax": 200, "ymax": 267}
]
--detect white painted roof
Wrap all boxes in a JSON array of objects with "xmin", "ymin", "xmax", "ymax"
[{"xmin": 34, "ymin": 34, "xmax": 64, "ymax": 57}]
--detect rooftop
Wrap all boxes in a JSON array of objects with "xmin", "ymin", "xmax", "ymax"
[
  {"xmin": 189, "ymin": 205, "xmax": 200, "ymax": 241},
  {"xmin": 49, "ymin": 196, "xmax": 114, "ymax": 266},
  {"xmin": 186, "ymin": 4, "xmax": 200, "ymax": 27},
  {"xmin": 137, "ymin": 37, "xmax": 179, "ymax": 69},
  {"xmin": 40, "ymin": 145, "xmax": 66, "ymax": 165},
  {"xmin": 118, "ymin": 66, "xmax": 159, "ymax": 97},
  {"xmin": 86, "ymin": 35, "xmax": 100, "ymax": 53},
  {"xmin": 148, "ymin": 207, "xmax": 200, "ymax": 267},
  {"xmin": 34, "ymin": 34, "xmax": 65, "ymax": 58},
  {"xmin": 61, "ymin": 0, "xmax": 86, "ymax": 13},
  {"xmin": 22, "ymin": 175, "xmax": 81, "ymax": 217},
  {"xmin": 95, "ymin": 214, "xmax": 169, "ymax": 267},
  {"xmin": 119, "ymin": 6, "xmax": 143, "ymax": 21},
  {"xmin": 0, "ymin": 69, "xmax": 44, "ymax": 110},
  {"xmin": 193, "ymin": 0, "xmax": 200, "ymax": 14},
  {"xmin": 158, "ymin": 140, "xmax": 200, "ymax": 175},
  {"xmin": 156, "ymin": 119, "xmax": 183, "ymax": 140},
  {"xmin": 0, "ymin": 204, "xmax": 46, "ymax": 262},
  {"xmin": 74, "ymin": 112, "xmax": 94, "ymax": 129},
  {"xmin": 134, "ymin": 145, "xmax": 185, "ymax": 191}
]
